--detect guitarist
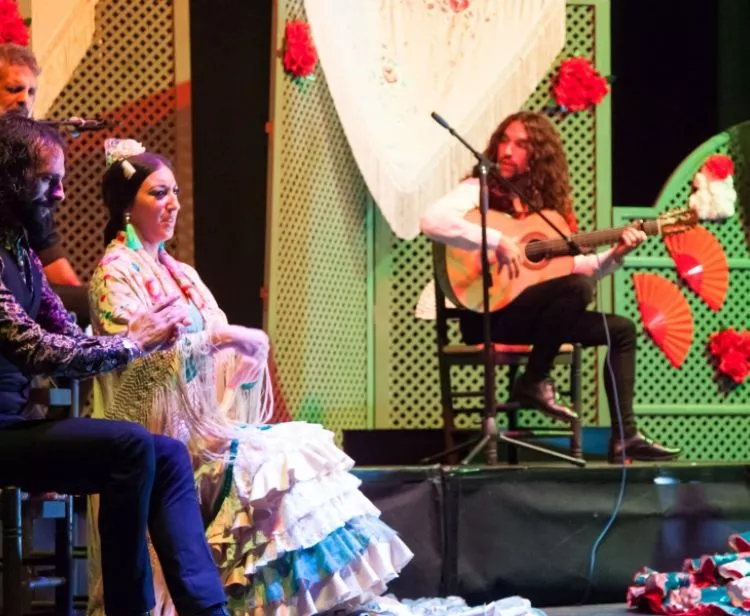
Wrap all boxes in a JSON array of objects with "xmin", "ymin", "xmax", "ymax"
[{"xmin": 419, "ymin": 111, "xmax": 679, "ymax": 463}]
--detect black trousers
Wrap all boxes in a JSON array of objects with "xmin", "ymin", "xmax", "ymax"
[
  {"xmin": 460, "ymin": 274, "xmax": 637, "ymax": 437},
  {"xmin": 0, "ymin": 418, "xmax": 226, "ymax": 616}
]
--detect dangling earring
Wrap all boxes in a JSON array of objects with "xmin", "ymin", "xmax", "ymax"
[{"xmin": 124, "ymin": 211, "xmax": 140, "ymax": 250}]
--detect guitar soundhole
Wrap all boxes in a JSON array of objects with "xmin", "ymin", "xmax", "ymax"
[{"xmin": 525, "ymin": 239, "xmax": 546, "ymax": 265}]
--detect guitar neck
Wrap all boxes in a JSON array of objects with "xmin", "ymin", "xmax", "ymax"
[{"xmin": 525, "ymin": 219, "xmax": 660, "ymax": 260}]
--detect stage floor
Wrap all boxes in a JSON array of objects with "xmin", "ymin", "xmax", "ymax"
[
  {"xmin": 545, "ymin": 604, "xmax": 629, "ymax": 616},
  {"xmin": 354, "ymin": 461, "xmax": 750, "ymax": 607}
]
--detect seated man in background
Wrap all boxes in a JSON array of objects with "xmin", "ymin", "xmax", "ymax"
[{"xmin": 0, "ymin": 42, "xmax": 88, "ymax": 325}]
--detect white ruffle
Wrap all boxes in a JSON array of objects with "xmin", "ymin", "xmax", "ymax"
[
  {"xmin": 255, "ymin": 490, "xmax": 380, "ymax": 570},
  {"xmin": 207, "ymin": 474, "xmax": 381, "ymax": 572},
  {"xmin": 272, "ymin": 471, "xmax": 363, "ymax": 530},
  {"xmin": 227, "ymin": 534, "xmax": 414, "ymax": 616},
  {"xmin": 228, "ymin": 423, "xmax": 355, "ymax": 505}
]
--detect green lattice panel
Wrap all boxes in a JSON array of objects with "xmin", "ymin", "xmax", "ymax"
[
  {"xmin": 268, "ymin": 0, "xmax": 371, "ymax": 440},
  {"xmin": 637, "ymin": 415, "xmax": 750, "ymax": 462},
  {"xmin": 49, "ymin": 0, "xmax": 182, "ymax": 280},
  {"xmin": 614, "ymin": 123, "xmax": 750, "ymax": 460},
  {"xmin": 381, "ymin": 3, "xmax": 609, "ymax": 430}
]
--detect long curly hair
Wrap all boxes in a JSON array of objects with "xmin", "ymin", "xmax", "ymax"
[
  {"xmin": 477, "ymin": 111, "xmax": 573, "ymax": 222},
  {"xmin": 0, "ymin": 115, "xmax": 65, "ymax": 227}
]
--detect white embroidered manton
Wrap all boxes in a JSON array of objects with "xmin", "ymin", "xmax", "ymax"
[{"xmin": 304, "ymin": 0, "xmax": 566, "ymax": 238}]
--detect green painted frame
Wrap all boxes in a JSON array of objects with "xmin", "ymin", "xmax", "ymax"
[{"xmin": 613, "ymin": 127, "xmax": 750, "ymax": 420}]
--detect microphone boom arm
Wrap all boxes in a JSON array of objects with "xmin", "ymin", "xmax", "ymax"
[{"xmin": 430, "ymin": 111, "xmax": 578, "ymax": 251}]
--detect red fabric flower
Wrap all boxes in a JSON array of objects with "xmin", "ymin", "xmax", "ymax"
[
  {"xmin": 552, "ymin": 57, "xmax": 609, "ymax": 112},
  {"xmin": 0, "ymin": 0, "xmax": 28, "ymax": 46},
  {"xmin": 740, "ymin": 334, "xmax": 750, "ymax": 358},
  {"xmin": 709, "ymin": 328, "xmax": 744, "ymax": 357},
  {"xmin": 702, "ymin": 154, "xmax": 734, "ymax": 181},
  {"xmin": 709, "ymin": 328, "xmax": 750, "ymax": 384},
  {"xmin": 283, "ymin": 20, "xmax": 317, "ymax": 78},
  {"xmin": 718, "ymin": 349, "xmax": 749, "ymax": 384}
]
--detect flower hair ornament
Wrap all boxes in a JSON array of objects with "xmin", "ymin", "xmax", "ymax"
[
  {"xmin": 688, "ymin": 154, "xmax": 737, "ymax": 221},
  {"xmin": 104, "ymin": 138, "xmax": 146, "ymax": 179}
]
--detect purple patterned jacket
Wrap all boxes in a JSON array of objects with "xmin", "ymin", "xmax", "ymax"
[{"xmin": 0, "ymin": 225, "xmax": 138, "ymax": 420}]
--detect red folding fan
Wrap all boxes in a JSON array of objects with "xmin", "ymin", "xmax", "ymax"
[
  {"xmin": 632, "ymin": 273, "xmax": 694, "ymax": 368},
  {"xmin": 664, "ymin": 226, "xmax": 729, "ymax": 312}
]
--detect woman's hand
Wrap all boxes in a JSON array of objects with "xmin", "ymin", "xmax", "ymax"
[
  {"xmin": 233, "ymin": 327, "xmax": 269, "ymax": 363},
  {"xmin": 127, "ymin": 295, "xmax": 191, "ymax": 353},
  {"xmin": 227, "ymin": 356, "xmax": 264, "ymax": 390},
  {"xmin": 212, "ymin": 325, "xmax": 269, "ymax": 362}
]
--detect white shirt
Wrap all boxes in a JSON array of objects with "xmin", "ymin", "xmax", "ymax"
[{"xmin": 415, "ymin": 178, "xmax": 622, "ymax": 319}]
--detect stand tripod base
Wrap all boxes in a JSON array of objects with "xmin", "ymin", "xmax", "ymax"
[{"xmin": 421, "ymin": 430, "xmax": 586, "ymax": 467}]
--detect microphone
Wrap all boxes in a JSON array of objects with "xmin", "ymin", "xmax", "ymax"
[
  {"xmin": 430, "ymin": 111, "xmax": 450, "ymax": 130},
  {"xmin": 40, "ymin": 117, "xmax": 118, "ymax": 132}
]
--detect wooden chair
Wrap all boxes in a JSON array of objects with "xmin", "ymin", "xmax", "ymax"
[
  {"xmin": 425, "ymin": 280, "xmax": 584, "ymax": 466},
  {"xmin": 1, "ymin": 381, "xmax": 80, "ymax": 616}
]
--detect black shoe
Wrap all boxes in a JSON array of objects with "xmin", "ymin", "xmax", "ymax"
[
  {"xmin": 510, "ymin": 377, "xmax": 578, "ymax": 423},
  {"xmin": 608, "ymin": 432, "xmax": 681, "ymax": 464}
]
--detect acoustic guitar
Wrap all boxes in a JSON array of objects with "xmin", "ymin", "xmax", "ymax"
[{"xmin": 433, "ymin": 207, "xmax": 698, "ymax": 313}]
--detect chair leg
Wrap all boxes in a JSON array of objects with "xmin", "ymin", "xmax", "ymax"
[
  {"xmin": 570, "ymin": 344, "xmax": 583, "ymax": 459},
  {"xmin": 422, "ymin": 357, "xmax": 490, "ymax": 465},
  {"xmin": 506, "ymin": 366, "xmax": 520, "ymax": 465},
  {"xmin": 3, "ymin": 488, "xmax": 24, "ymax": 616},
  {"xmin": 439, "ymin": 360, "xmax": 458, "ymax": 464},
  {"xmin": 54, "ymin": 495, "xmax": 74, "ymax": 616}
]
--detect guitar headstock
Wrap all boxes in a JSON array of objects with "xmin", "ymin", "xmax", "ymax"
[{"xmin": 657, "ymin": 208, "xmax": 699, "ymax": 236}]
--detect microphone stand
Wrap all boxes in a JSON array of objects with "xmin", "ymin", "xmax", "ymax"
[
  {"xmin": 487, "ymin": 166, "xmax": 582, "ymax": 256},
  {"xmin": 473, "ymin": 158, "xmax": 499, "ymax": 465},
  {"xmin": 430, "ymin": 112, "xmax": 584, "ymax": 466},
  {"xmin": 429, "ymin": 112, "xmax": 500, "ymax": 465},
  {"xmin": 39, "ymin": 118, "xmax": 117, "ymax": 138}
]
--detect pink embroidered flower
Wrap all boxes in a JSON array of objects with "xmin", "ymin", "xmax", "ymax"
[
  {"xmin": 447, "ymin": 0, "xmax": 470, "ymax": 12},
  {"xmin": 144, "ymin": 278, "xmax": 161, "ymax": 300},
  {"xmin": 382, "ymin": 62, "xmax": 398, "ymax": 84}
]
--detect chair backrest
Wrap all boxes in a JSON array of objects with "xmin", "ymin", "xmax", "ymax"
[
  {"xmin": 28, "ymin": 380, "xmax": 80, "ymax": 419},
  {"xmin": 432, "ymin": 246, "xmax": 469, "ymax": 349}
]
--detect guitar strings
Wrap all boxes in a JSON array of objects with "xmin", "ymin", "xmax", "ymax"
[
  {"xmin": 524, "ymin": 225, "xmax": 657, "ymax": 259},
  {"xmin": 525, "ymin": 209, "xmax": 694, "ymax": 260}
]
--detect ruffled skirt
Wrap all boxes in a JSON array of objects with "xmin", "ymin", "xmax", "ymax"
[{"xmin": 195, "ymin": 421, "xmax": 413, "ymax": 616}]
